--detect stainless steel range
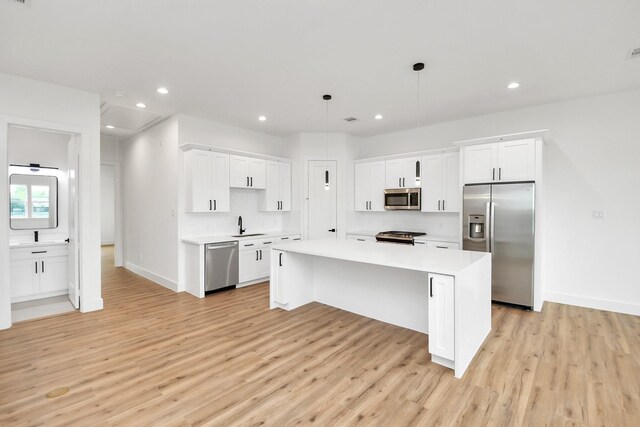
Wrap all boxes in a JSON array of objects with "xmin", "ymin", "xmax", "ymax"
[{"xmin": 375, "ymin": 231, "xmax": 426, "ymax": 245}]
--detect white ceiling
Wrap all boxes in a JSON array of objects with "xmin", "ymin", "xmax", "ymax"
[{"xmin": 1, "ymin": 0, "xmax": 639, "ymax": 137}]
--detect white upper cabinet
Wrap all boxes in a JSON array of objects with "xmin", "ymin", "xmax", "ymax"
[
  {"xmin": 184, "ymin": 150, "xmax": 230, "ymax": 213},
  {"xmin": 462, "ymin": 144, "xmax": 498, "ymax": 184},
  {"xmin": 421, "ymin": 153, "xmax": 460, "ymax": 213},
  {"xmin": 354, "ymin": 161, "xmax": 385, "ymax": 212},
  {"xmin": 230, "ymin": 155, "xmax": 267, "ymax": 189},
  {"xmin": 497, "ymin": 138, "xmax": 536, "ymax": 182},
  {"xmin": 385, "ymin": 156, "xmax": 421, "ymax": 189},
  {"xmin": 260, "ymin": 161, "xmax": 291, "ymax": 211},
  {"xmin": 462, "ymin": 138, "xmax": 535, "ymax": 184}
]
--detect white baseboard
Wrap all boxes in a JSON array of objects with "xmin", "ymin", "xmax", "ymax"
[
  {"xmin": 81, "ymin": 297, "xmax": 104, "ymax": 313},
  {"xmin": 237, "ymin": 277, "xmax": 269, "ymax": 288},
  {"xmin": 124, "ymin": 261, "xmax": 178, "ymax": 292},
  {"xmin": 545, "ymin": 291, "xmax": 640, "ymax": 316}
]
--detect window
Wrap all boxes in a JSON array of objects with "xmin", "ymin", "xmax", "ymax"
[
  {"xmin": 31, "ymin": 185, "xmax": 50, "ymax": 219},
  {"xmin": 10, "ymin": 184, "xmax": 28, "ymax": 219}
]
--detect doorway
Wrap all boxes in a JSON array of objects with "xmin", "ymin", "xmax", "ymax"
[
  {"xmin": 6, "ymin": 125, "xmax": 81, "ymax": 322},
  {"xmin": 307, "ymin": 160, "xmax": 337, "ymax": 240},
  {"xmin": 100, "ymin": 161, "xmax": 122, "ymax": 267}
]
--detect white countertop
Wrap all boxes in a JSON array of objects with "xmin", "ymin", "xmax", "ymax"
[
  {"xmin": 346, "ymin": 230, "xmax": 459, "ymax": 243},
  {"xmin": 182, "ymin": 231, "xmax": 301, "ymax": 245},
  {"xmin": 10, "ymin": 240, "xmax": 68, "ymax": 249},
  {"xmin": 272, "ymin": 238, "xmax": 488, "ymax": 275}
]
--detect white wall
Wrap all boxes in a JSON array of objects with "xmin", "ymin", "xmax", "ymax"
[
  {"xmin": 100, "ymin": 134, "xmax": 119, "ymax": 163},
  {"xmin": 100, "ymin": 164, "xmax": 115, "ymax": 245},
  {"xmin": 8, "ymin": 126, "xmax": 70, "ymax": 242},
  {"xmin": 0, "ymin": 73, "xmax": 102, "ymax": 328},
  {"xmin": 357, "ymin": 89, "xmax": 640, "ymax": 315},
  {"xmin": 120, "ymin": 117, "xmax": 180, "ymax": 289}
]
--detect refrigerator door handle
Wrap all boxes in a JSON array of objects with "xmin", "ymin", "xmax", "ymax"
[
  {"xmin": 489, "ymin": 202, "xmax": 495, "ymax": 253},
  {"xmin": 486, "ymin": 202, "xmax": 492, "ymax": 252}
]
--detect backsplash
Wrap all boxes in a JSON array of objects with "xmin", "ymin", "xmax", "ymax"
[
  {"xmin": 350, "ymin": 211, "xmax": 459, "ymax": 237},
  {"xmin": 180, "ymin": 189, "xmax": 289, "ymax": 237}
]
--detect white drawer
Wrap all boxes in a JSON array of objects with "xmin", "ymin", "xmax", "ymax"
[
  {"xmin": 10, "ymin": 245, "xmax": 69, "ymax": 261},
  {"xmin": 347, "ymin": 234, "xmax": 376, "ymax": 242},
  {"xmin": 427, "ymin": 241, "xmax": 459, "ymax": 250},
  {"xmin": 277, "ymin": 235, "xmax": 301, "ymax": 243}
]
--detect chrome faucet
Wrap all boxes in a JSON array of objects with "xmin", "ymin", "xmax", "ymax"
[{"xmin": 238, "ymin": 216, "xmax": 246, "ymax": 235}]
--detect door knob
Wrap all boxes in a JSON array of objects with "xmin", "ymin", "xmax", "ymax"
[{"xmin": 328, "ymin": 228, "xmax": 336, "ymax": 232}]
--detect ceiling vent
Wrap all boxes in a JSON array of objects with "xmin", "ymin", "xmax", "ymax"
[
  {"xmin": 344, "ymin": 117, "xmax": 357, "ymax": 122},
  {"xmin": 628, "ymin": 48, "xmax": 640, "ymax": 60},
  {"xmin": 8, "ymin": 0, "xmax": 31, "ymax": 6}
]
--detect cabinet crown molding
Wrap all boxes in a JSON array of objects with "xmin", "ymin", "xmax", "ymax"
[{"xmin": 452, "ymin": 129, "xmax": 549, "ymax": 147}]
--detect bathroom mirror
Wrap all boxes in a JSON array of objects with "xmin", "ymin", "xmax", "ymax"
[{"xmin": 9, "ymin": 174, "xmax": 59, "ymax": 230}]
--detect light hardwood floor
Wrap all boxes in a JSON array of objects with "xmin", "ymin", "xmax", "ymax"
[{"xmin": 1, "ymin": 246, "xmax": 639, "ymax": 426}]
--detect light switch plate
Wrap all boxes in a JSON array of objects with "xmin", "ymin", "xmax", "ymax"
[{"xmin": 592, "ymin": 210, "xmax": 605, "ymax": 219}]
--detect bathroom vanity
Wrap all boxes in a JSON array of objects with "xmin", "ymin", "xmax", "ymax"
[{"xmin": 9, "ymin": 241, "xmax": 69, "ymax": 303}]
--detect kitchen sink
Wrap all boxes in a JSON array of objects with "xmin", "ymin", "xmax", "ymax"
[{"xmin": 231, "ymin": 233, "xmax": 265, "ymax": 238}]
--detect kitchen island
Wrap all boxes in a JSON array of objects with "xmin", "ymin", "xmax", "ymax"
[{"xmin": 270, "ymin": 238, "xmax": 491, "ymax": 378}]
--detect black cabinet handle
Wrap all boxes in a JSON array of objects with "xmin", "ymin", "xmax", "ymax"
[
  {"xmin": 279, "ymin": 253, "xmax": 283, "ymax": 266},
  {"xmin": 398, "ymin": 178, "xmax": 401, "ymax": 187},
  {"xmin": 42, "ymin": 261, "xmax": 45, "ymax": 273},
  {"xmin": 246, "ymin": 176, "xmax": 250, "ymax": 186},
  {"xmin": 209, "ymin": 200, "xmax": 212, "ymax": 211},
  {"xmin": 256, "ymin": 250, "xmax": 259, "ymax": 261},
  {"xmin": 492, "ymin": 168, "xmax": 495, "ymax": 180},
  {"xmin": 31, "ymin": 250, "xmax": 47, "ymax": 254},
  {"xmin": 436, "ymin": 246, "xmax": 447, "ymax": 249},
  {"xmin": 35, "ymin": 261, "xmax": 38, "ymax": 274},
  {"xmin": 442, "ymin": 200, "xmax": 445, "ymax": 211},
  {"xmin": 499, "ymin": 168, "xmax": 502, "ymax": 180},
  {"xmin": 244, "ymin": 243, "xmax": 254, "ymax": 247},
  {"xmin": 402, "ymin": 178, "xmax": 405, "ymax": 187},
  {"xmin": 430, "ymin": 277, "xmax": 433, "ymax": 297},
  {"xmin": 250, "ymin": 177, "xmax": 253, "ymax": 187},
  {"xmin": 281, "ymin": 237, "xmax": 289, "ymax": 240},
  {"xmin": 438, "ymin": 200, "xmax": 441, "ymax": 211},
  {"xmin": 214, "ymin": 200, "xmax": 217, "ymax": 211},
  {"xmin": 260, "ymin": 250, "xmax": 263, "ymax": 260}
]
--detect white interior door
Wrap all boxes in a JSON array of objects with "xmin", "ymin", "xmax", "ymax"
[
  {"xmin": 67, "ymin": 135, "xmax": 80, "ymax": 309},
  {"xmin": 307, "ymin": 160, "xmax": 337, "ymax": 240}
]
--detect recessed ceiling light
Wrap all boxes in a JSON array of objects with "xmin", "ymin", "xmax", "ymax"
[
  {"xmin": 105, "ymin": 125, "xmax": 115, "ymax": 129},
  {"xmin": 507, "ymin": 82, "xmax": 520, "ymax": 89},
  {"xmin": 374, "ymin": 114, "xmax": 383, "ymax": 120},
  {"xmin": 258, "ymin": 116, "xmax": 267, "ymax": 122},
  {"xmin": 136, "ymin": 102, "xmax": 147, "ymax": 108},
  {"xmin": 114, "ymin": 92, "xmax": 126, "ymax": 98},
  {"xmin": 157, "ymin": 87, "xmax": 169, "ymax": 95}
]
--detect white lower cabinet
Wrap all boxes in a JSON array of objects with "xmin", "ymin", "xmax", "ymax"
[
  {"xmin": 271, "ymin": 250, "xmax": 287, "ymax": 304},
  {"xmin": 10, "ymin": 245, "xmax": 68, "ymax": 302},
  {"xmin": 428, "ymin": 273, "xmax": 455, "ymax": 361},
  {"xmin": 346, "ymin": 234, "xmax": 376, "ymax": 242},
  {"xmin": 238, "ymin": 235, "xmax": 300, "ymax": 285}
]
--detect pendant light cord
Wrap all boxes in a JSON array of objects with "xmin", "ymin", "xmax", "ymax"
[{"xmin": 326, "ymin": 99, "xmax": 329, "ymax": 161}]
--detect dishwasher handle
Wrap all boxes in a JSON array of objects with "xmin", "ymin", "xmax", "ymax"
[{"xmin": 206, "ymin": 242, "xmax": 238, "ymax": 250}]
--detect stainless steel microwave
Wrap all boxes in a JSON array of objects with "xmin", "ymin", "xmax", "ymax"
[{"xmin": 384, "ymin": 188, "xmax": 421, "ymax": 210}]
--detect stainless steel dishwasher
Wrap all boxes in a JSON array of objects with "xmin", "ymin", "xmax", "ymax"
[{"xmin": 205, "ymin": 241, "xmax": 239, "ymax": 292}]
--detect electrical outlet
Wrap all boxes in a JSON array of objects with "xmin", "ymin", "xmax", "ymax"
[{"xmin": 592, "ymin": 210, "xmax": 605, "ymax": 219}]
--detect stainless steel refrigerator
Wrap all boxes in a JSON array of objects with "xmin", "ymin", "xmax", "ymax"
[{"xmin": 463, "ymin": 183, "xmax": 535, "ymax": 309}]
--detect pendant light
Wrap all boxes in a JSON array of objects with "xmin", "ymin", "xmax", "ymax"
[
  {"xmin": 413, "ymin": 62, "xmax": 424, "ymax": 187},
  {"xmin": 323, "ymin": 94, "xmax": 332, "ymax": 191}
]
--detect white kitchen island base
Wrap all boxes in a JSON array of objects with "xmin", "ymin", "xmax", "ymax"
[{"xmin": 270, "ymin": 239, "xmax": 492, "ymax": 378}]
